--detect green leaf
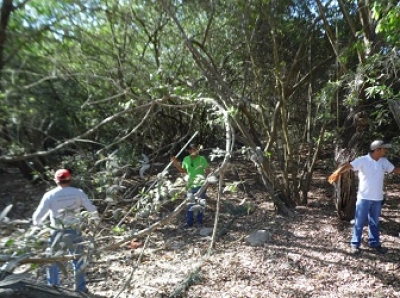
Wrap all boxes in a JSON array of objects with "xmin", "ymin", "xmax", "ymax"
[
  {"xmin": 5, "ymin": 239, "xmax": 15, "ymax": 248},
  {"xmin": 112, "ymin": 226, "xmax": 125, "ymax": 235}
]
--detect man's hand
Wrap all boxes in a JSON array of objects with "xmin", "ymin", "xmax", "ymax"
[
  {"xmin": 89, "ymin": 211, "xmax": 100, "ymax": 226},
  {"xmin": 171, "ymin": 156, "xmax": 186, "ymax": 174}
]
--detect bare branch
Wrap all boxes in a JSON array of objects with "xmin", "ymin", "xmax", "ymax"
[
  {"xmin": 0, "ymin": 101, "xmax": 154, "ymax": 162},
  {"xmin": 337, "ymin": 0, "xmax": 366, "ymax": 63},
  {"xmin": 101, "ymin": 102, "xmax": 155, "ymax": 151}
]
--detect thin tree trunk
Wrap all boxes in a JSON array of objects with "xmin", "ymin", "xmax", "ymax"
[{"xmin": 0, "ymin": 0, "xmax": 14, "ymax": 83}]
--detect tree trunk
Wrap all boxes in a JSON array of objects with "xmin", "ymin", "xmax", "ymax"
[
  {"xmin": 0, "ymin": 0, "xmax": 14, "ymax": 81},
  {"xmin": 333, "ymin": 116, "xmax": 367, "ymax": 220},
  {"xmin": 334, "ymin": 171, "xmax": 357, "ymax": 220}
]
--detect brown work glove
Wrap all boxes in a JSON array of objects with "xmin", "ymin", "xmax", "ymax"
[{"xmin": 328, "ymin": 172, "xmax": 339, "ymax": 184}]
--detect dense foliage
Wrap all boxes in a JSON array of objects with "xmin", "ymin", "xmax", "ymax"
[{"xmin": 0, "ymin": 0, "xmax": 399, "ymax": 215}]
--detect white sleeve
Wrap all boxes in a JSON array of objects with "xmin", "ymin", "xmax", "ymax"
[
  {"xmin": 350, "ymin": 157, "xmax": 363, "ymax": 171},
  {"xmin": 32, "ymin": 195, "xmax": 50, "ymax": 226},
  {"xmin": 385, "ymin": 159, "xmax": 395, "ymax": 173},
  {"xmin": 78, "ymin": 189, "xmax": 97, "ymax": 213}
]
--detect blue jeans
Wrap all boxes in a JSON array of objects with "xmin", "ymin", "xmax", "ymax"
[
  {"xmin": 186, "ymin": 187, "xmax": 206, "ymax": 226},
  {"xmin": 47, "ymin": 229, "xmax": 86, "ymax": 292},
  {"xmin": 351, "ymin": 199, "xmax": 382, "ymax": 248}
]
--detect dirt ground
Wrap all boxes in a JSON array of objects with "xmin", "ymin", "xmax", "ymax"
[{"xmin": 2, "ymin": 162, "xmax": 400, "ymax": 298}]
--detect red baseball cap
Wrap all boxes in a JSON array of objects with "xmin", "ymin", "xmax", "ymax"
[{"xmin": 54, "ymin": 169, "xmax": 71, "ymax": 181}]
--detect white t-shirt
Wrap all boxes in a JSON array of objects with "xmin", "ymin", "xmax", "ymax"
[
  {"xmin": 32, "ymin": 186, "xmax": 97, "ymax": 228},
  {"xmin": 350, "ymin": 154, "xmax": 394, "ymax": 201}
]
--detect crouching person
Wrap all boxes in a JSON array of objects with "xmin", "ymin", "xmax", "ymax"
[{"xmin": 32, "ymin": 169, "xmax": 98, "ymax": 292}]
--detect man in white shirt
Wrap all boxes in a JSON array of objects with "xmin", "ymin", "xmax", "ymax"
[
  {"xmin": 328, "ymin": 140, "xmax": 400, "ymax": 255},
  {"xmin": 32, "ymin": 169, "xmax": 98, "ymax": 292}
]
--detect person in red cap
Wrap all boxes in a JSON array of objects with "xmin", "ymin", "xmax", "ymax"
[
  {"xmin": 328, "ymin": 140, "xmax": 400, "ymax": 255},
  {"xmin": 32, "ymin": 168, "xmax": 98, "ymax": 292}
]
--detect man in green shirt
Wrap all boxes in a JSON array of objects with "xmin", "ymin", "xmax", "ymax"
[{"xmin": 171, "ymin": 144, "xmax": 210, "ymax": 226}]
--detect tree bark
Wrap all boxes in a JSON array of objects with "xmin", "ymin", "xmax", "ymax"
[
  {"xmin": 0, "ymin": 0, "xmax": 13, "ymax": 81},
  {"xmin": 334, "ymin": 171, "xmax": 356, "ymax": 220}
]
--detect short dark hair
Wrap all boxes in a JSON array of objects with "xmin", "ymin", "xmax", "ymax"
[
  {"xmin": 188, "ymin": 144, "xmax": 198, "ymax": 150},
  {"xmin": 57, "ymin": 179, "xmax": 71, "ymax": 185}
]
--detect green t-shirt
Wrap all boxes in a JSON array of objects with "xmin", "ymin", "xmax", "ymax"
[{"xmin": 182, "ymin": 155, "xmax": 209, "ymax": 188}]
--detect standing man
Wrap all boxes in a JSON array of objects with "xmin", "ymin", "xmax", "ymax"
[
  {"xmin": 32, "ymin": 169, "xmax": 98, "ymax": 292},
  {"xmin": 328, "ymin": 140, "xmax": 400, "ymax": 255},
  {"xmin": 171, "ymin": 144, "xmax": 210, "ymax": 227}
]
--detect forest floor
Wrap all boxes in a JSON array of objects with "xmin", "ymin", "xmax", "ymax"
[{"xmin": 2, "ymin": 159, "xmax": 400, "ymax": 298}]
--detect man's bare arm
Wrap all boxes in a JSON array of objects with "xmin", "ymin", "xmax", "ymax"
[{"xmin": 171, "ymin": 156, "xmax": 187, "ymax": 174}]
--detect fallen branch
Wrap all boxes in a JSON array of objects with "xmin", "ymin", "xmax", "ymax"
[
  {"xmin": 114, "ymin": 234, "xmax": 151, "ymax": 298},
  {"xmin": 0, "ymin": 198, "xmax": 188, "ymax": 266},
  {"xmin": 99, "ymin": 198, "xmax": 188, "ymax": 251}
]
